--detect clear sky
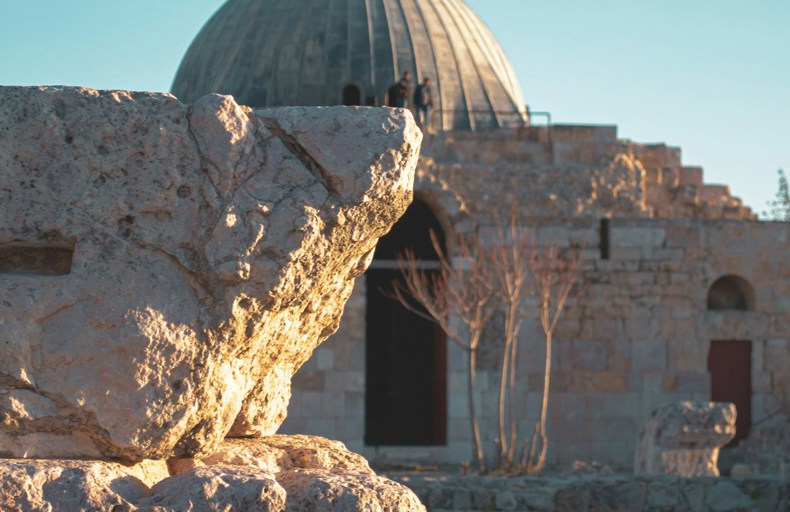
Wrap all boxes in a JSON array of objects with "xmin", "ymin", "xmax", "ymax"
[{"xmin": 1, "ymin": 0, "xmax": 787, "ymax": 217}]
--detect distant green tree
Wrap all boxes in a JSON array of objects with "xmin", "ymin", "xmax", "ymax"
[{"xmin": 765, "ymin": 169, "xmax": 790, "ymax": 221}]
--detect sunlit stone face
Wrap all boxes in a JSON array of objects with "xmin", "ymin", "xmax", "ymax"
[{"xmin": 0, "ymin": 86, "xmax": 420, "ymax": 460}]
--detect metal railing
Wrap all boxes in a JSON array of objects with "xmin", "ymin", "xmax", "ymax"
[{"xmin": 423, "ymin": 108, "xmax": 528, "ymax": 131}]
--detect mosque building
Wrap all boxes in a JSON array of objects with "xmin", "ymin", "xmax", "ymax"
[{"xmin": 172, "ymin": 0, "xmax": 789, "ymax": 469}]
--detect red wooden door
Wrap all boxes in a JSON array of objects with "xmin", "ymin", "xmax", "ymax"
[{"xmin": 708, "ymin": 341, "xmax": 751, "ymax": 446}]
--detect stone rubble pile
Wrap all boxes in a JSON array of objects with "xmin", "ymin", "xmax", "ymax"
[
  {"xmin": 387, "ymin": 471, "xmax": 789, "ymax": 512},
  {"xmin": 0, "ymin": 86, "xmax": 425, "ymax": 511}
]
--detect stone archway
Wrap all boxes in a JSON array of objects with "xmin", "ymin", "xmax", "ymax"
[
  {"xmin": 707, "ymin": 274, "xmax": 755, "ymax": 311},
  {"xmin": 364, "ymin": 200, "xmax": 447, "ymax": 446},
  {"xmin": 342, "ymin": 84, "xmax": 362, "ymax": 106},
  {"xmin": 707, "ymin": 274, "xmax": 755, "ymax": 446}
]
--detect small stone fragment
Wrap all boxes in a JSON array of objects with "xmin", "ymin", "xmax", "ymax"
[{"xmin": 634, "ymin": 401, "xmax": 736, "ymax": 477}]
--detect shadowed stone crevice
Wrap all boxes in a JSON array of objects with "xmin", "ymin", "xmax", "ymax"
[
  {"xmin": 0, "ymin": 245, "xmax": 74, "ymax": 276},
  {"xmin": 259, "ymin": 116, "xmax": 345, "ymax": 202}
]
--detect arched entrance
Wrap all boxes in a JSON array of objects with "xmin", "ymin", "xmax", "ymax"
[
  {"xmin": 365, "ymin": 200, "xmax": 448, "ymax": 446},
  {"xmin": 707, "ymin": 274, "xmax": 755, "ymax": 311},
  {"xmin": 342, "ymin": 84, "xmax": 362, "ymax": 106},
  {"xmin": 707, "ymin": 275, "xmax": 755, "ymax": 446}
]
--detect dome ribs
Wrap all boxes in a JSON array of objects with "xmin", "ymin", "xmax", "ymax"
[{"xmin": 171, "ymin": 0, "xmax": 526, "ymax": 129}]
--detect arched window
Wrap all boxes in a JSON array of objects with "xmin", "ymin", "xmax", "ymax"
[
  {"xmin": 342, "ymin": 84, "xmax": 362, "ymax": 106},
  {"xmin": 707, "ymin": 274, "xmax": 755, "ymax": 446},
  {"xmin": 707, "ymin": 275, "xmax": 755, "ymax": 311},
  {"xmin": 365, "ymin": 200, "xmax": 447, "ymax": 446}
]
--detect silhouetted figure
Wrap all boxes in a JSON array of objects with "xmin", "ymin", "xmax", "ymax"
[
  {"xmin": 414, "ymin": 77, "xmax": 432, "ymax": 128},
  {"xmin": 388, "ymin": 71, "xmax": 412, "ymax": 107}
]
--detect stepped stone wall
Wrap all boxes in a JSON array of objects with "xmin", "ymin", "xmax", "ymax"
[{"xmin": 282, "ymin": 123, "xmax": 789, "ymax": 470}]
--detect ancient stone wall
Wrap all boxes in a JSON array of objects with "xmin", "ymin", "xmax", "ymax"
[
  {"xmin": 282, "ymin": 201, "xmax": 789, "ymax": 469},
  {"xmin": 419, "ymin": 125, "xmax": 755, "ymax": 221}
]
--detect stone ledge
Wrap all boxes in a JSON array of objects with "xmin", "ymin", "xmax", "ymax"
[{"xmin": 386, "ymin": 472, "xmax": 789, "ymax": 512}]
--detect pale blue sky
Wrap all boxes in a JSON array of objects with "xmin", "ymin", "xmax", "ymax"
[{"xmin": 1, "ymin": 0, "xmax": 788, "ymax": 216}]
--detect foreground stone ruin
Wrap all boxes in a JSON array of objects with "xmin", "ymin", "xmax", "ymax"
[
  {"xmin": 635, "ymin": 401, "xmax": 737, "ymax": 477},
  {"xmin": 0, "ymin": 86, "xmax": 425, "ymax": 510}
]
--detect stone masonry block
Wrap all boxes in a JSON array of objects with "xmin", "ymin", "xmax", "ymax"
[
  {"xmin": 663, "ymin": 372, "xmax": 710, "ymax": 394},
  {"xmin": 765, "ymin": 340, "xmax": 790, "ymax": 373},
  {"xmin": 325, "ymin": 371, "xmax": 364, "ymax": 392},
  {"xmin": 667, "ymin": 337, "xmax": 706, "ymax": 373},
  {"xmin": 315, "ymin": 348, "xmax": 334, "ymax": 371},
  {"xmin": 571, "ymin": 339, "xmax": 609, "ymax": 371},
  {"xmin": 343, "ymin": 392, "xmax": 364, "ymax": 418},
  {"xmin": 632, "ymin": 339, "xmax": 667, "ymax": 375},
  {"xmin": 611, "ymin": 227, "xmax": 666, "ymax": 248}
]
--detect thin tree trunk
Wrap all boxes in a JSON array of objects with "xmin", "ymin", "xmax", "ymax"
[
  {"xmin": 530, "ymin": 329, "xmax": 553, "ymax": 474},
  {"xmin": 497, "ymin": 336, "xmax": 510, "ymax": 468},
  {"xmin": 468, "ymin": 346, "xmax": 484, "ymax": 472},
  {"xmin": 507, "ymin": 310, "xmax": 519, "ymax": 467}
]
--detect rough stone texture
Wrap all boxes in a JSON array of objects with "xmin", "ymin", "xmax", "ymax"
[
  {"xmin": 167, "ymin": 436, "xmax": 425, "ymax": 511},
  {"xmin": 419, "ymin": 126, "xmax": 756, "ymax": 221},
  {"xmin": 278, "ymin": 470, "xmax": 427, "ymax": 511},
  {"xmin": 387, "ymin": 471, "xmax": 790, "ymax": 512},
  {"xmin": 0, "ymin": 86, "xmax": 421, "ymax": 461},
  {"xmin": 0, "ymin": 437, "xmax": 426, "ymax": 511},
  {"xmin": 635, "ymin": 401, "xmax": 736, "ymax": 477},
  {"xmin": 168, "ymin": 434, "xmax": 373, "ymax": 475},
  {"xmin": 0, "ymin": 459, "xmax": 168, "ymax": 511},
  {"xmin": 139, "ymin": 465, "xmax": 287, "ymax": 511},
  {"xmin": 722, "ymin": 415, "xmax": 790, "ymax": 477}
]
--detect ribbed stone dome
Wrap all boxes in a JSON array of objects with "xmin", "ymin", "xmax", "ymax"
[{"xmin": 171, "ymin": 0, "xmax": 526, "ymax": 131}]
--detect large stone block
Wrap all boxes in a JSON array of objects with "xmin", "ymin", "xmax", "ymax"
[
  {"xmin": 0, "ymin": 436, "xmax": 426, "ymax": 511},
  {"xmin": 166, "ymin": 436, "xmax": 425, "ymax": 511},
  {"xmin": 0, "ymin": 86, "xmax": 420, "ymax": 460},
  {"xmin": 634, "ymin": 401, "xmax": 736, "ymax": 477},
  {"xmin": 0, "ymin": 460, "xmax": 169, "ymax": 511}
]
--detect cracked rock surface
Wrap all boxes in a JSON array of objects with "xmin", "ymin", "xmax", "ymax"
[
  {"xmin": 0, "ymin": 86, "xmax": 420, "ymax": 461},
  {"xmin": 0, "ymin": 436, "xmax": 426, "ymax": 511},
  {"xmin": 634, "ymin": 401, "xmax": 736, "ymax": 477}
]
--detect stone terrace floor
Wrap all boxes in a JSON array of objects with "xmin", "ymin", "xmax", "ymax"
[{"xmin": 382, "ymin": 471, "xmax": 789, "ymax": 512}]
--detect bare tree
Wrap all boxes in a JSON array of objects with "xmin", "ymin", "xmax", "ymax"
[
  {"xmin": 486, "ymin": 219, "xmax": 534, "ymax": 472},
  {"xmin": 391, "ymin": 230, "xmax": 493, "ymax": 472},
  {"xmin": 487, "ymin": 217, "xmax": 584, "ymax": 475},
  {"xmin": 392, "ymin": 215, "xmax": 584, "ymax": 476},
  {"xmin": 522, "ymin": 242, "xmax": 583, "ymax": 475}
]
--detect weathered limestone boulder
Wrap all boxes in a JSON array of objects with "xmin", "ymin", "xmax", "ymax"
[
  {"xmin": 0, "ymin": 86, "xmax": 421, "ymax": 461},
  {"xmin": 165, "ymin": 435, "xmax": 425, "ymax": 511},
  {"xmin": 634, "ymin": 401, "xmax": 736, "ymax": 477},
  {"xmin": 140, "ymin": 466, "xmax": 287, "ymax": 511},
  {"xmin": 0, "ymin": 459, "xmax": 168, "ymax": 511},
  {"xmin": 167, "ymin": 434, "xmax": 373, "ymax": 475},
  {"xmin": 0, "ymin": 436, "xmax": 426, "ymax": 511}
]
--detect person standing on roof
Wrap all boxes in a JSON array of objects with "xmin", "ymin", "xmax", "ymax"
[
  {"xmin": 396, "ymin": 71, "xmax": 412, "ymax": 107},
  {"xmin": 413, "ymin": 77, "xmax": 432, "ymax": 128},
  {"xmin": 387, "ymin": 71, "xmax": 412, "ymax": 108}
]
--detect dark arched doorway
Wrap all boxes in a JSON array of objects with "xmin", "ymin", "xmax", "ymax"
[
  {"xmin": 342, "ymin": 84, "xmax": 362, "ymax": 106},
  {"xmin": 365, "ymin": 200, "xmax": 448, "ymax": 446},
  {"xmin": 707, "ymin": 274, "xmax": 755, "ymax": 311},
  {"xmin": 707, "ymin": 275, "xmax": 755, "ymax": 446}
]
